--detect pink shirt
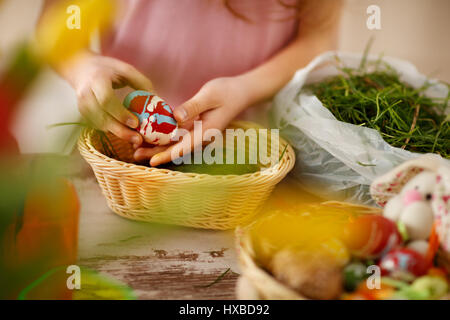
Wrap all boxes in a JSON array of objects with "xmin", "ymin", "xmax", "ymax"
[{"xmin": 103, "ymin": 0, "xmax": 298, "ymax": 107}]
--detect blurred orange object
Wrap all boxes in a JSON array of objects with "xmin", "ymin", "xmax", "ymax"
[
  {"xmin": 248, "ymin": 202, "xmax": 370, "ymax": 268},
  {"xmin": 2, "ymin": 177, "xmax": 79, "ymax": 299},
  {"xmin": 344, "ymin": 281, "xmax": 395, "ymax": 300},
  {"xmin": 342, "ymin": 292, "xmax": 370, "ymax": 300},
  {"xmin": 342, "ymin": 214, "xmax": 402, "ymax": 259},
  {"xmin": 425, "ymin": 223, "xmax": 440, "ymax": 268},
  {"xmin": 427, "ymin": 267, "xmax": 447, "ymax": 278},
  {"xmin": 0, "ymin": 46, "xmax": 40, "ymax": 155}
]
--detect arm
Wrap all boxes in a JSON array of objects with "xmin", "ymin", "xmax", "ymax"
[
  {"xmin": 235, "ymin": 23, "xmax": 340, "ymax": 109},
  {"xmin": 40, "ymin": 0, "xmax": 152, "ymax": 146},
  {"xmin": 140, "ymin": 1, "xmax": 342, "ymax": 166}
]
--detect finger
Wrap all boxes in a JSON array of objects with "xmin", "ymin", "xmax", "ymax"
[
  {"xmin": 150, "ymin": 129, "xmax": 202, "ymax": 167},
  {"xmin": 91, "ymin": 79, "xmax": 139, "ymax": 128},
  {"xmin": 149, "ymin": 144, "xmax": 181, "ymax": 167},
  {"xmin": 133, "ymin": 146, "xmax": 167, "ymax": 162},
  {"xmin": 174, "ymin": 91, "xmax": 216, "ymax": 124},
  {"xmin": 177, "ymin": 117, "xmax": 196, "ymax": 130},
  {"xmin": 150, "ymin": 111, "xmax": 235, "ymax": 167},
  {"xmin": 116, "ymin": 61, "xmax": 154, "ymax": 92},
  {"xmin": 78, "ymin": 87, "xmax": 107, "ymax": 129},
  {"xmin": 105, "ymin": 115, "xmax": 143, "ymax": 145},
  {"xmin": 79, "ymin": 88, "xmax": 142, "ymax": 145}
]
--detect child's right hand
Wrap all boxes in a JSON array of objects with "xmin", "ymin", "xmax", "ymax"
[{"xmin": 60, "ymin": 52, "xmax": 153, "ymax": 146}]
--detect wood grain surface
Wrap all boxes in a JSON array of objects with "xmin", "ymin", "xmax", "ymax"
[
  {"xmin": 71, "ymin": 156, "xmax": 317, "ymax": 300},
  {"xmin": 74, "ymin": 175, "xmax": 240, "ymax": 300}
]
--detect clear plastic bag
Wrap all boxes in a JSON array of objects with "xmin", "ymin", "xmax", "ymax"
[{"xmin": 270, "ymin": 51, "xmax": 449, "ymax": 205}]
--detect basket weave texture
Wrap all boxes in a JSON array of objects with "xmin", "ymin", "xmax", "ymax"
[
  {"xmin": 236, "ymin": 202, "xmax": 382, "ymax": 299},
  {"xmin": 78, "ymin": 121, "xmax": 295, "ymax": 230},
  {"xmin": 236, "ymin": 201, "xmax": 450, "ymax": 299}
]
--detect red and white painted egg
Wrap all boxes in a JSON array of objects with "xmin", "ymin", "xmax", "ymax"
[
  {"xmin": 379, "ymin": 248, "xmax": 428, "ymax": 279},
  {"xmin": 123, "ymin": 90, "xmax": 178, "ymax": 146}
]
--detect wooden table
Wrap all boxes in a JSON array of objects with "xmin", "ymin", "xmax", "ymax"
[{"xmin": 71, "ymin": 155, "xmax": 318, "ymax": 300}]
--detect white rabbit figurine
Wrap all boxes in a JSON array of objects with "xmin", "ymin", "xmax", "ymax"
[
  {"xmin": 371, "ymin": 154, "xmax": 450, "ymax": 255},
  {"xmin": 383, "ymin": 171, "xmax": 436, "ymax": 254}
]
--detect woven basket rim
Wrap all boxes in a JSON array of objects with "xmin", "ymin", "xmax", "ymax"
[
  {"xmin": 235, "ymin": 201, "xmax": 384, "ymax": 299},
  {"xmin": 78, "ymin": 120, "xmax": 295, "ymax": 182}
]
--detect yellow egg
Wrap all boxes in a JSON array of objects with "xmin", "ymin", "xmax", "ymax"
[
  {"xmin": 320, "ymin": 238, "xmax": 350, "ymax": 267},
  {"xmin": 248, "ymin": 203, "xmax": 363, "ymax": 268}
]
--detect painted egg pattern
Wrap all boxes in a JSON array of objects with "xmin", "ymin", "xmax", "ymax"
[
  {"xmin": 379, "ymin": 248, "xmax": 428, "ymax": 279},
  {"xmin": 123, "ymin": 90, "xmax": 178, "ymax": 146}
]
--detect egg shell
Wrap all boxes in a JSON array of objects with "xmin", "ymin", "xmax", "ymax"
[
  {"xmin": 406, "ymin": 240, "xmax": 429, "ymax": 256},
  {"xmin": 343, "ymin": 262, "xmax": 367, "ymax": 292},
  {"xmin": 342, "ymin": 214, "xmax": 402, "ymax": 259},
  {"xmin": 344, "ymin": 281, "xmax": 395, "ymax": 300},
  {"xmin": 123, "ymin": 90, "xmax": 178, "ymax": 146},
  {"xmin": 379, "ymin": 248, "xmax": 428, "ymax": 279}
]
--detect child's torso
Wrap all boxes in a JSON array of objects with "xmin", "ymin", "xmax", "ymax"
[{"xmin": 103, "ymin": 0, "xmax": 298, "ymax": 106}]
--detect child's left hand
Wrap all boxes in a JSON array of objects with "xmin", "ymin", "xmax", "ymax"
[{"xmin": 133, "ymin": 76, "xmax": 249, "ymax": 166}]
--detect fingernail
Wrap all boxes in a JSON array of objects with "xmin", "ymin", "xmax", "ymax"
[
  {"xmin": 150, "ymin": 155, "xmax": 160, "ymax": 166},
  {"xmin": 127, "ymin": 118, "xmax": 138, "ymax": 128},
  {"xmin": 177, "ymin": 108, "xmax": 188, "ymax": 122}
]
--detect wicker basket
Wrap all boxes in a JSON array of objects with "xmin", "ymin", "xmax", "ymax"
[
  {"xmin": 235, "ymin": 202, "xmax": 382, "ymax": 299},
  {"xmin": 236, "ymin": 201, "xmax": 450, "ymax": 299},
  {"xmin": 78, "ymin": 121, "xmax": 295, "ymax": 230}
]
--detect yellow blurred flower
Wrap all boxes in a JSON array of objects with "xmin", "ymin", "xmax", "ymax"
[{"xmin": 34, "ymin": 0, "xmax": 116, "ymax": 66}]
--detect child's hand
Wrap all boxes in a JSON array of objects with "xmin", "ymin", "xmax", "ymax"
[
  {"xmin": 61, "ymin": 52, "xmax": 153, "ymax": 146},
  {"xmin": 134, "ymin": 77, "xmax": 249, "ymax": 166}
]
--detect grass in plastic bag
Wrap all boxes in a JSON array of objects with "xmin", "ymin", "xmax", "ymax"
[{"xmin": 304, "ymin": 51, "xmax": 449, "ymax": 158}]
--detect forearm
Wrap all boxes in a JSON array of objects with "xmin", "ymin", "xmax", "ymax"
[{"xmin": 236, "ymin": 28, "xmax": 338, "ymax": 108}]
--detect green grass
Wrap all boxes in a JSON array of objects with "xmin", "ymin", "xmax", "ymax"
[{"xmin": 303, "ymin": 56, "xmax": 449, "ymax": 158}]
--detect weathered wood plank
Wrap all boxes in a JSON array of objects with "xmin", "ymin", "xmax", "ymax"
[
  {"xmin": 73, "ymin": 157, "xmax": 315, "ymax": 299},
  {"xmin": 74, "ymin": 176, "xmax": 240, "ymax": 299},
  {"xmin": 79, "ymin": 253, "xmax": 239, "ymax": 300}
]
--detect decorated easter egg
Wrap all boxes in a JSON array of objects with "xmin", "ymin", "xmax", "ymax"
[
  {"xmin": 320, "ymin": 238, "xmax": 350, "ymax": 267},
  {"xmin": 343, "ymin": 262, "xmax": 368, "ymax": 292},
  {"xmin": 379, "ymin": 248, "xmax": 428, "ymax": 280},
  {"xmin": 409, "ymin": 275, "xmax": 449, "ymax": 300},
  {"xmin": 343, "ymin": 281, "xmax": 395, "ymax": 300},
  {"xmin": 123, "ymin": 90, "xmax": 178, "ymax": 146},
  {"xmin": 342, "ymin": 215, "xmax": 402, "ymax": 259}
]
